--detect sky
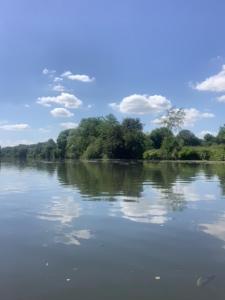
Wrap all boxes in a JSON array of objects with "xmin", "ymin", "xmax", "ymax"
[{"xmin": 1, "ymin": 0, "xmax": 225, "ymax": 146}]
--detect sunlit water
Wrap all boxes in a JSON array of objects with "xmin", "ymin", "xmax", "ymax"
[{"xmin": 1, "ymin": 161, "xmax": 225, "ymax": 299}]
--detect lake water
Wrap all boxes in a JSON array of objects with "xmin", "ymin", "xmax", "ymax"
[{"xmin": 1, "ymin": 161, "xmax": 225, "ymax": 299}]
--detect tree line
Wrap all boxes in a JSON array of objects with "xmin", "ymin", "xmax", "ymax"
[{"xmin": 1, "ymin": 112, "xmax": 225, "ymax": 161}]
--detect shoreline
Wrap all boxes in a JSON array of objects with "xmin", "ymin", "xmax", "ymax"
[{"xmin": 2, "ymin": 158, "xmax": 225, "ymax": 164}]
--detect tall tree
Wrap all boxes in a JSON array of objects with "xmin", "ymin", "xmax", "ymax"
[{"xmin": 159, "ymin": 108, "xmax": 185, "ymax": 132}]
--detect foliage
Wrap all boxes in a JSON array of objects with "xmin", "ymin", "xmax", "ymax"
[
  {"xmin": 158, "ymin": 108, "xmax": 185, "ymax": 132},
  {"xmin": 177, "ymin": 130, "xmax": 201, "ymax": 146},
  {"xmin": 143, "ymin": 149, "xmax": 162, "ymax": 160},
  {"xmin": 178, "ymin": 147, "xmax": 201, "ymax": 160},
  {"xmin": 161, "ymin": 136, "xmax": 182, "ymax": 159},
  {"xmin": 203, "ymin": 133, "xmax": 217, "ymax": 146},
  {"xmin": 177, "ymin": 146, "xmax": 224, "ymax": 161},
  {"xmin": 149, "ymin": 127, "xmax": 173, "ymax": 149},
  {"xmin": 217, "ymin": 125, "xmax": 225, "ymax": 144},
  {"xmin": 57, "ymin": 129, "xmax": 72, "ymax": 159},
  {"xmin": 1, "ymin": 113, "xmax": 225, "ymax": 162}
]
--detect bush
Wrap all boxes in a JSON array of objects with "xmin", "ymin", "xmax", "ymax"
[
  {"xmin": 178, "ymin": 148, "xmax": 201, "ymax": 160},
  {"xmin": 208, "ymin": 146, "xmax": 225, "ymax": 161},
  {"xmin": 143, "ymin": 149, "xmax": 162, "ymax": 160},
  {"xmin": 161, "ymin": 136, "xmax": 181, "ymax": 160}
]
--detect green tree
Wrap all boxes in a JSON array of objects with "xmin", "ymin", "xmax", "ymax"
[
  {"xmin": 177, "ymin": 130, "xmax": 201, "ymax": 146},
  {"xmin": 121, "ymin": 118, "xmax": 145, "ymax": 159},
  {"xmin": 57, "ymin": 129, "xmax": 72, "ymax": 159},
  {"xmin": 150, "ymin": 127, "xmax": 173, "ymax": 149},
  {"xmin": 159, "ymin": 108, "xmax": 185, "ymax": 132},
  {"xmin": 217, "ymin": 125, "xmax": 225, "ymax": 144},
  {"xmin": 161, "ymin": 136, "xmax": 181, "ymax": 159},
  {"xmin": 203, "ymin": 133, "xmax": 217, "ymax": 146}
]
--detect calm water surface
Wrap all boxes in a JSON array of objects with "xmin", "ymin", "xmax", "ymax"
[{"xmin": 1, "ymin": 161, "xmax": 225, "ymax": 299}]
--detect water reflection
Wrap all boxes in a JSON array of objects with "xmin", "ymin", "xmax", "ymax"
[
  {"xmin": 37, "ymin": 195, "xmax": 81, "ymax": 224},
  {"xmin": 2, "ymin": 161, "xmax": 225, "ymax": 299},
  {"xmin": 201, "ymin": 214, "xmax": 225, "ymax": 248},
  {"xmin": 2, "ymin": 160, "xmax": 225, "ymax": 238},
  {"xmin": 56, "ymin": 161, "xmax": 225, "ymax": 225},
  {"xmin": 55, "ymin": 229, "xmax": 92, "ymax": 246},
  {"xmin": 37, "ymin": 195, "xmax": 92, "ymax": 246}
]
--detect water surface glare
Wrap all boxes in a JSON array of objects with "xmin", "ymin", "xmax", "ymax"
[{"xmin": 1, "ymin": 161, "xmax": 225, "ymax": 299}]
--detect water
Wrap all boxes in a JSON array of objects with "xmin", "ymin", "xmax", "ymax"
[{"xmin": 1, "ymin": 161, "xmax": 225, "ymax": 299}]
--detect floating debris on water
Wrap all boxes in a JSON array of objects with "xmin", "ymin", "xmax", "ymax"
[
  {"xmin": 196, "ymin": 275, "xmax": 215, "ymax": 287},
  {"xmin": 155, "ymin": 276, "xmax": 160, "ymax": 280},
  {"xmin": 66, "ymin": 278, "xmax": 71, "ymax": 282},
  {"xmin": 45, "ymin": 262, "xmax": 49, "ymax": 267}
]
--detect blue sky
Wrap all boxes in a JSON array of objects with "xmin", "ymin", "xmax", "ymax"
[{"xmin": 1, "ymin": 0, "xmax": 225, "ymax": 146}]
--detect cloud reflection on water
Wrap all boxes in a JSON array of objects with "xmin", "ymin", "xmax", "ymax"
[{"xmin": 37, "ymin": 195, "xmax": 93, "ymax": 246}]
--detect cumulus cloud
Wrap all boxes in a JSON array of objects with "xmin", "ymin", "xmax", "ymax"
[
  {"xmin": 183, "ymin": 108, "xmax": 214, "ymax": 126},
  {"xmin": 50, "ymin": 108, "xmax": 74, "ymax": 118},
  {"xmin": 37, "ymin": 92, "xmax": 82, "ymax": 109},
  {"xmin": 153, "ymin": 108, "xmax": 214, "ymax": 127},
  {"xmin": 52, "ymin": 84, "xmax": 65, "ymax": 92},
  {"xmin": 0, "ymin": 123, "xmax": 30, "ymax": 131},
  {"xmin": 195, "ymin": 65, "xmax": 225, "ymax": 92},
  {"xmin": 109, "ymin": 94, "xmax": 171, "ymax": 115},
  {"xmin": 60, "ymin": 122, "xmax": 79, "ymax": 129},
  {"xmin": 61, "ymin": 70, "xmax": 95, "ymax": 82}
]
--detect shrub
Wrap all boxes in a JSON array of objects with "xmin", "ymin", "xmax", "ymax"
[
  {"xmin": 143, "ymin": 149, "xmax": 162, "ymax": 160},
  {"xmin": 208, "ymin": 146, "xmax": 225, "ymax": 161},
  {"xmin": 178, "ymin": 148, "xmax": 201, "ymax": 160}
]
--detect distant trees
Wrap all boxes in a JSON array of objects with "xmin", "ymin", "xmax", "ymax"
[
  {"xmin": 1, "ymin": 113, "xmax": 225, "ymax": 161},
  {"xmin": 177, "ymin": 130, "xmax": 201, "ymax": 146},
  {"xmin": 203, "ymin": 133, "xmax": 217, "ymax": 146},
  {"xmin": 0, "ymin": 140, "xmax": 58, "ymax": 161}
]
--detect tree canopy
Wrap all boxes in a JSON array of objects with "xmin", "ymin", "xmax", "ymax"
[{"xmin": 0, "ymin": 114, "xmax": 224, "ymax": 161}]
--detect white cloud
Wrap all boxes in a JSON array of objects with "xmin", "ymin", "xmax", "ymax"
[
  {"xmin": 0, "ymin": 123, "xmax": 30, "ymax": 131},
  {"xmin": 153, "ymin": 108, "xmax": 214, "ymax": 127},
  {"xmin": 53, "ymin": 76, "xmax": 63, "ymax": 83},
  {"xmin": 217, "ymin": 95, "xmax": 225, "ymax": 102},
  {"xmin": 61, "ymin": 70, "xmax": 95, "ymax": 82},
  {"xmin": 60, "ymin": 122, "xmax": 78, "ymax": 129},
  {"xmin": 198, "ymin": 130, "xmax": 217, "ymax": 138},
  {"xmin": 195, "ymin": 65, "xmax": 225, "ymax": 92},
  {"xmin": 37, "ymin": 92, "xmax": 82, "ymax": 109},
  {"xmin": 42, "ymin": 68, "xmax": 56, "ymax": 75},
  {"xmin": 109, "ymin": 94, "xmax": 171, "ymax": 115},
  {"xmin": 52, "ymin": 84, "xmax": 65, "ymax": 92},
  {"xmin": 183, "ymin": 108, "xmax": 214, "ymax": 126},
  {"xmin": 50, "ymin": 108, "xmax": 74, "ymax": 118}
]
